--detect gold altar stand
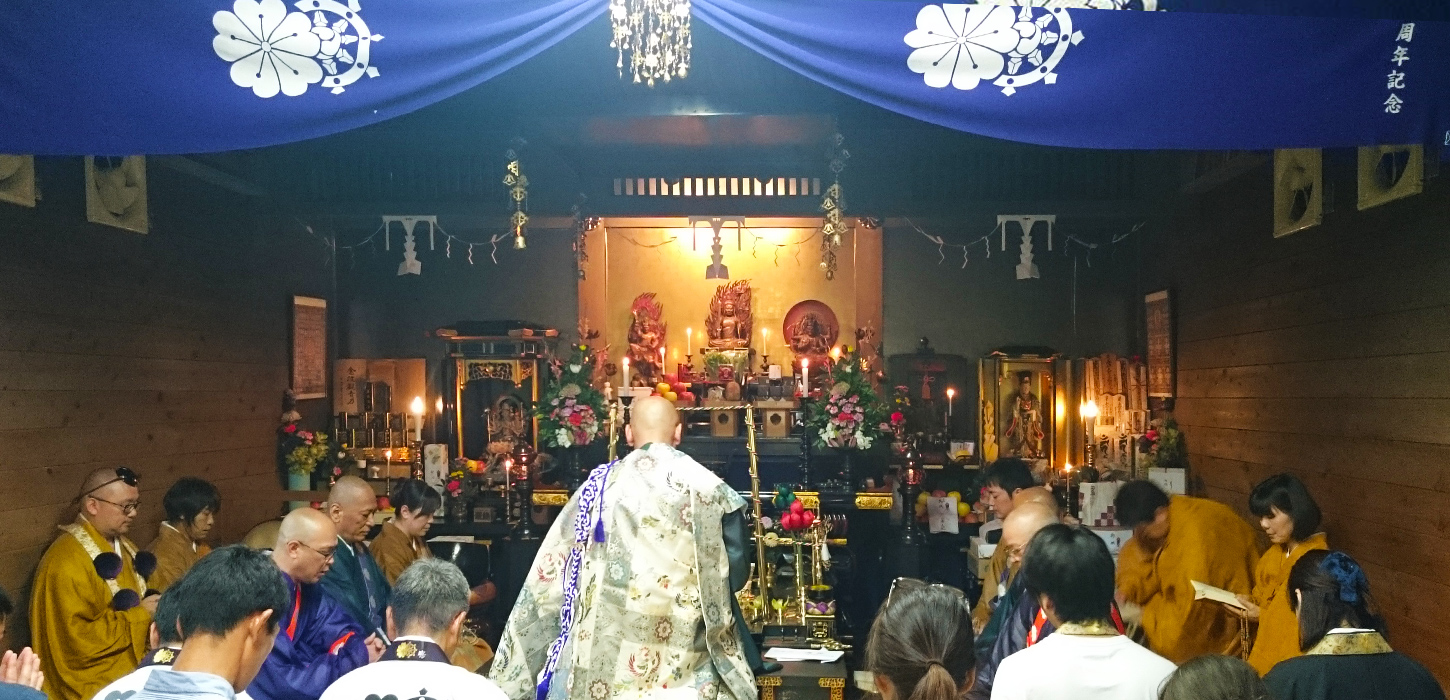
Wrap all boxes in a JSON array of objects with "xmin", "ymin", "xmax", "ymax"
[{"xmin": 757, "ymin": 662, "xmax": 848, "ymax": 700}]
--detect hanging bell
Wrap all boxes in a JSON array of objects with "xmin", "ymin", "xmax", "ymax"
[{"xmin": 514, "ymin": 234, "xmax": 527, "ymax": 250}]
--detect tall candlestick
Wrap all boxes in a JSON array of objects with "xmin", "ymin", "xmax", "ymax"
[{"xmin": 410, "ymin": 396, "xmax": 425, "ymax": 442}]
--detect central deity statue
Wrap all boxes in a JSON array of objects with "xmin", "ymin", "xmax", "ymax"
[{"xmin": 705, "ymin": 280, "xmax": 752, "ymax": 349}]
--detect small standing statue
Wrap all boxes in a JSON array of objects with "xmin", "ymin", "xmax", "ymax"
[
  {"xmin": 706, "ymin": 280, "xmax": 752, "ymax": 349},
  {"xmin": 626, "ymin": 293, "xmax": 666, "ymax": 383},
  {"xmin": 1004, "ymin": 371, "xmax": 1045, "ymax": 459}
]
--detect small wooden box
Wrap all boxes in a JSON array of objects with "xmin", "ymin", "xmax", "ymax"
[
  {"xmin": 758, "ymin": 660, "xmax": 848, "ymax": 700},
  {"xmin": 703, "ymin": 399, "xmax": 740, "ymax": 438},
  {"xmin": 754, "ymin": 399, "xmax": 798, "ymax": 438}
]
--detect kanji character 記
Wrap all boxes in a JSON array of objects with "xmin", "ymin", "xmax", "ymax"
[{"xmin": 1387, "ymin": 71, "xmax": 1406, "ymax": 90}]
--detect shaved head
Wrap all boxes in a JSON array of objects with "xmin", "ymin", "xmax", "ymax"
[
  {"xmin": 1013, "ymin": 486, "xmax": 1059, "ymax": 512},
  {"xmin": 276, "ymin": 508, "xmax": 334, "ymax": 548},
  {"xmin": 1001, "ymin": 502, "xmax": 1059, "ymax": 567},
  {"xmin": 79, "ymin": 466, "xmax": 131, "ymax": 498},
  {"xmin": 326, "ymin": 476, "xmax": 377, "ymax": 544},
  {"xmin": 78, "ymin": 466, "xmax": 140, "ymax": 538},
  {"xmin": 273, "ymin": 508, "xmax": 338, "ymax": 583},
  {"xmin": 627, "ymin": 396, "xmax": 681, "ymax": 447},
  {"xmin": 327, "ymin": 476, "xmax": 374, "ymax": 508}
]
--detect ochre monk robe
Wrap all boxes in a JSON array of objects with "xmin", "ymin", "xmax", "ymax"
[
  {"xmin": 369, "ymin": 520, "xmax": 428, "ymax": 586},
  {"xmin": 1246, "ymin": 532, "xmax": 1328, "ymax": 674},
  {"xmin": 148, "ymin": 522, "xmax": 211, "ymax": 593},
  {"xmin": 1114, "ymin": 482, "xmax": 1260, "ymax": 664},
  {"xmin": 32, "ymin": 467, "xmax": 158, "ymax": 700}
]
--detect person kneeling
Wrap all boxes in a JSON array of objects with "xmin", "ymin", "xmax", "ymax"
[
  {"xmin": 992, "ymin": 525, "xmax": 1175, "ymax": 700},
  {"xmin": 132, "ymin": 546, "xmax": 289, "ymax": 700},
  {"xmin": 320, "ymin": 560, "xmax": 506, "ymax": 700}
]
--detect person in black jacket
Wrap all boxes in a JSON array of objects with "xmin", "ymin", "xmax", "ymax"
[{"xmin": 965, "ymin": 503, "xmax": 1057, "ymax": 700}]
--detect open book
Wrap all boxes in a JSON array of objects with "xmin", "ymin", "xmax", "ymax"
[{"xmin": 1191, "ymin": 580, "xmax": 1245, "ymax": 609}]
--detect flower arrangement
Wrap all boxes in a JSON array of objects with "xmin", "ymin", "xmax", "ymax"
[
  {"xmin": 536, "ymin": 342, "xmax": 609, "ymax": 449},
  {"xmin": 804, "ymin": 346, "xmax": 891, "ymax": 450},
  {"xmin": 1138, "ymin": 417, "xmax": 1188, "ymax": 470},
  {"xmin": 282, "ymin": 426, "xmax": 336, "ymax": 477}
]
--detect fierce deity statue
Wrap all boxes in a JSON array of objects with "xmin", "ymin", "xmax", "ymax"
[
  {"xmin": 788, "ymin": 313, "xmax": 833, "ymax": 360},
  {"xmin": 706, "ymin": 280, "xmax": 752, "ymax": 350},
  {"xmin": 626, "ymin": 293, "xmax": 666, "ymax": 384}
]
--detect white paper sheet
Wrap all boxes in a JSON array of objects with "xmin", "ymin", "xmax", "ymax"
[
  {"xmin": 1191, "ymin": 580, "xmax": 1245, "ymax": 609},
  {"xmin": 764, "ymin": 648, "xmax": 846, "ymax": 663}
]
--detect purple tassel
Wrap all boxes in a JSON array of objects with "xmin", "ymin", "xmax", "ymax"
[
  {"xmin": 111, "ymin": 589, "xmax": 141, "ymax": 611},
  {"xmin": 93, "ymin": 552, "xmax": 122, "ymax": 580},
  {"xmin": 134, "ymin": 551, "xmax": 157, "ymax": 579}
]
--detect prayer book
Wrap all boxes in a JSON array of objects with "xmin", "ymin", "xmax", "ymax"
[{"xmin": 1191, "ymin": 580, "xmax": 1245, "ymax": 609}]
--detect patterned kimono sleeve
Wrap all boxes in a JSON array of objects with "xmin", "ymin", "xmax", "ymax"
[
  {"xmin": 490, "ymin": 493, "xmax": 582, "ymax": 700},
  {"xmin": 691, "ymin": 482, "xmax": 756, "ymax": 700}
]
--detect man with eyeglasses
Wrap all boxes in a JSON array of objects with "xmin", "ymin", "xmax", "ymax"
[
  {"xmin": 31, "ymin": 466, "xmax": 158, "ymax": 700},
  {"xmin": 249, "ymin": 509, "xmax": 381, "ymax": 700}
]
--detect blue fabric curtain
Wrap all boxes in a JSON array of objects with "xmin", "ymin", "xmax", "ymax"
[
  {"xmin": 0, "ymin": 0, "xmax": 1446, "ymax": 154},
  {"xmin": 694, "ymin": 0, "xmax": 1450, "ymax": 149},
  {"xmin": 0, "ymin": 0, "xmax": 607, "ymax": 155}
]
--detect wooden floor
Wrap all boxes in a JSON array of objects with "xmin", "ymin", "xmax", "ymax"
[{"xmin": 1153, "ymin": 172, "xmax": 1450, "ymax": 681}]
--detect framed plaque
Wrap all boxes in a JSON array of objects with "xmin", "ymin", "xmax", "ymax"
[
  {"xmin": 291, "ymin": 296, "xmax": 328, "ymax": 400},
  {"xmin": 1144, "ymin": 290, "xmax": 1173, "ymax": 399}
]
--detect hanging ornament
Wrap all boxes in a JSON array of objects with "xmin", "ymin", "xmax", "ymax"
[
  {"xmin": 504, "ymin": 138, "xmax": 529, "ymax": 250},
  {"xmin": 819, "ymin": 133, "xmax": 850, "ymax": 280},
  {"xmin": 996, "ymin": 215, "xmax": 1055, "ymax": 280},
  {"xmin": 610, "ymin": 0, "xmax": 692, "ymax": 87},
  {"xmin": 381, "ymin": 215, "xmax": 439, "ymax": 276},
  {"xmin": 572, "ymin": 195, "xmax": 600, "ymax": 280}
]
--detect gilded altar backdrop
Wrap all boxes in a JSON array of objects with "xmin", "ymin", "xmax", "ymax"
[{"xmin": 578, "ymin": 218, "xmax": 882, "ymax": 375}]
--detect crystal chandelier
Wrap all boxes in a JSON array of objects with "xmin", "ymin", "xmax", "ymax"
[{"xmin": 609, "ymin": 0, "xmax": 691, "ymax": 87}]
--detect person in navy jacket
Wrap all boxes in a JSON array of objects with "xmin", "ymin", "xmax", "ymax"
[{"xmin": 248, "ymin": 509, "xmax": 381, "ymax": 700}]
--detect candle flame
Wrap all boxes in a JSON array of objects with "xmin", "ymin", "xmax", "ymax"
[{"xmin": 410, "ymin": 396, "xmax": 425, "ymax": 415}]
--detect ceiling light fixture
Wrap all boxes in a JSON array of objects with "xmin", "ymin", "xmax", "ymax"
[{"xmin": 610, "ymin": 0, "xmax": 692, "ymax": 87}]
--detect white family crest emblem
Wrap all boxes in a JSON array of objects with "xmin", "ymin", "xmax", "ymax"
[
  {"xmin": 905, "ymin": 4, "xmax": 1084, "ymax": 95},
  {"xmin": 213, "ymin": 0, "xmax": 382, "ymax": 98}
]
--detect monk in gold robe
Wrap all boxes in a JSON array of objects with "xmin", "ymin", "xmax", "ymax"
[
  {"xmin": 31, "ymin": 466, "xmax": 159, "ymax": 700},
  {"xmin": 1238, "ymin": 474, "xmax": 1328, "ymax": 675},
  {"xmin": 1114, "ymin": 480, "xmax": 1260, "ymax": 664},
  {"xmin": 147, "ymin": 477, "xmax": 220, "ymax": 592}
]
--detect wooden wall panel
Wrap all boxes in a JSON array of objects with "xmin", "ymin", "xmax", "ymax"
[
  {"xmin": 1150, "ymin": 171, "xmax": 1450, "ymax": 683},
  {"xmin": 0, "ymin": 159, "xmax": 330, "ymax": 649}
]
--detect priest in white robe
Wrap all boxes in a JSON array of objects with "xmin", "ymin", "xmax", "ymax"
[
  {"xmin": 490, "ymin": 396, "xmax": 757, "ymax": 700},
  {"xmin": 319, "ymin": 559, "xmax": 505, "ymax": 700}
]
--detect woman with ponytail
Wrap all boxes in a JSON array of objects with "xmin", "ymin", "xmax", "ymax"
[
  {"xmin": 866, "ymin": 578, "xmax": 975, "ymax": 700},
  {"xmin": 1264, "ymin": 550, "xmax": 1445, "ymax": 700}
]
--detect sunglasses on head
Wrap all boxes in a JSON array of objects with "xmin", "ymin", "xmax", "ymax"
[{"xmin": 87, "ymin": 466, "xmax": 140, "ymax": 496}]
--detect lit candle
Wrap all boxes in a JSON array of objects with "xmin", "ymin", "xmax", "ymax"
[
  {"xmin": 622, "ymin": 357, "xmax": 630, "ymax": 387},
  {"xmin": 410, "ymin": 396, "xmax": 425, "ymax": 442},
  {"xmin": 801, "ymin": 357, "xmax": 810, "ymax": 393},
  {"xmin": 762, "ymin": 327, "xmax": 770, "ymax": 354},
  {"xmin": 830, "ymin": 346, "xmax": 842, "ymax": 361},
  {"xmin": 659, "ymin": 346, "xmax": 666, "ymax": 371},
  {"xmin": 686, "ymin": 327, "xmax": 693, "ymax": 354},
  {"xmin": 946, "ymin": 387, "xmax": 955, "ymax": 416}
]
